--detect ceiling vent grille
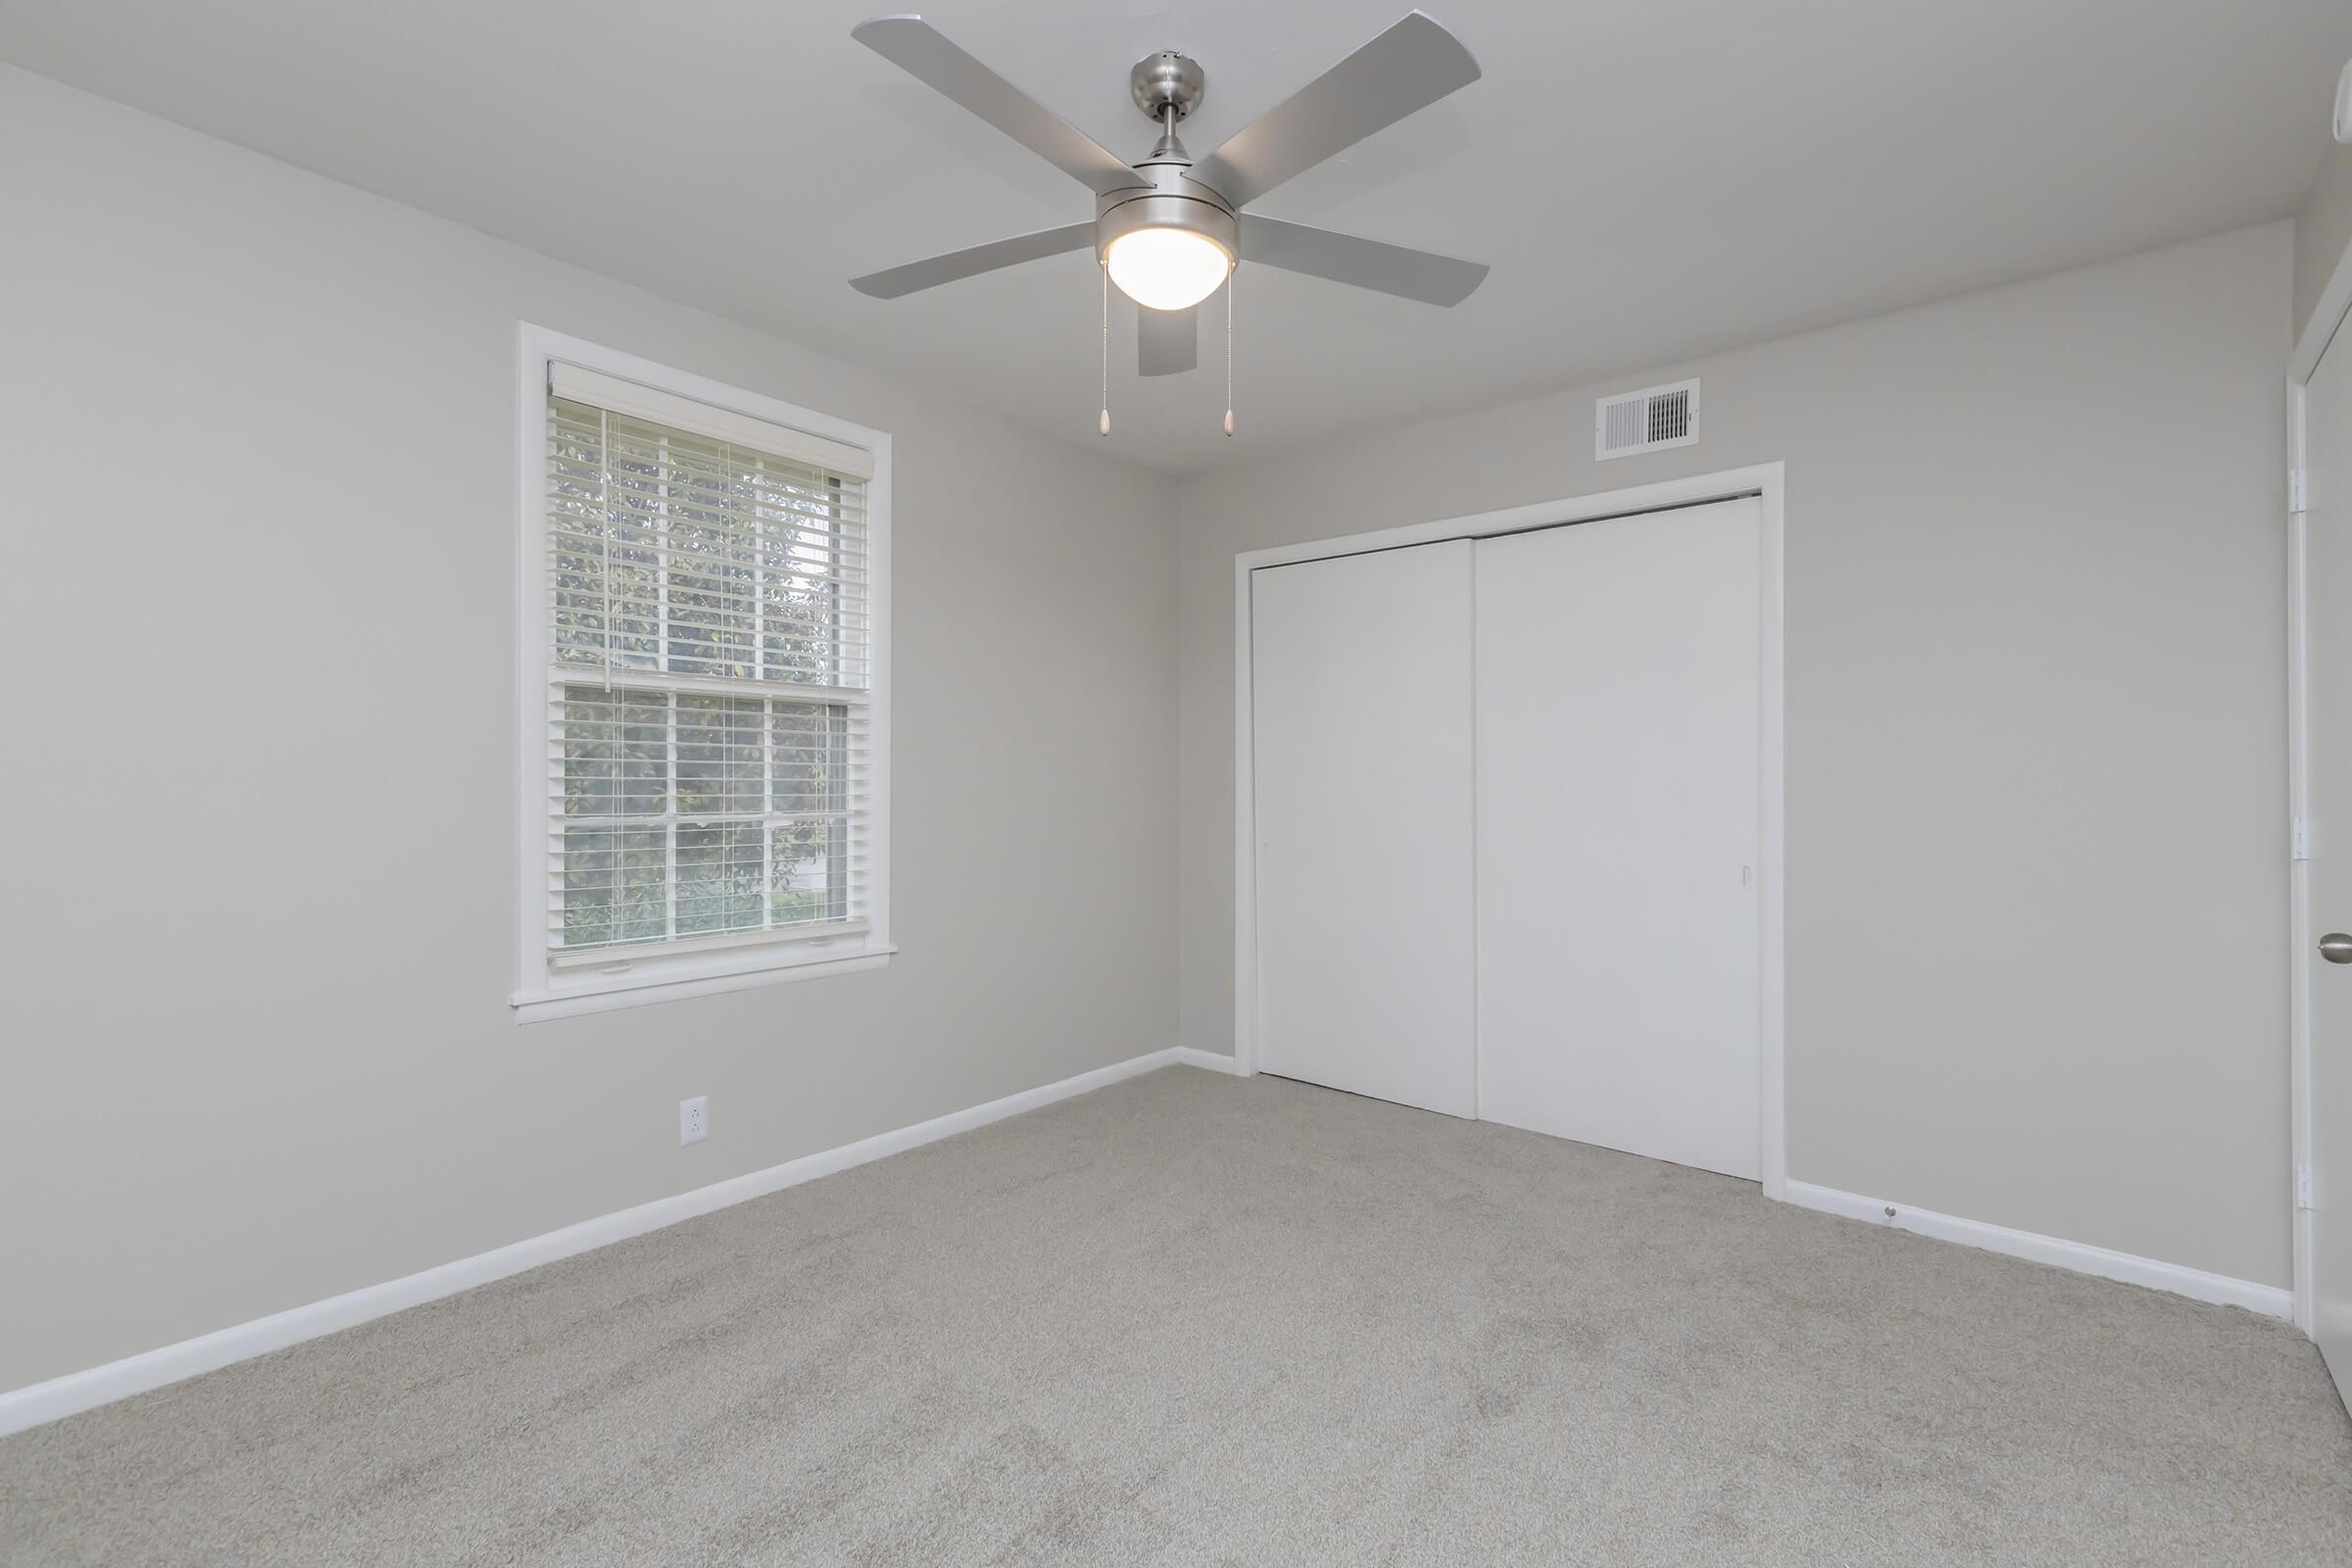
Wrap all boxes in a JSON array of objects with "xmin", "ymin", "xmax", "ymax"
[{"xmin": 1595, "ymin": 379, "xmax": 1700, "ymax": 461}]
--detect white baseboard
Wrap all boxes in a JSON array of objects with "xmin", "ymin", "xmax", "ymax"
[
  {"xmin": 1783, "ymin": 1180, "xmax": 2292, "ymax": 1319},
  {"xmin": 0, "ymin": 1048, "xmax": 1207, "ymax": 1438},
  {"xmin": 1172, "ymin": 1047, "xmax": 1244, "ymax": 1074}
]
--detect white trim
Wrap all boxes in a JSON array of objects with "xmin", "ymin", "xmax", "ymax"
[
  {"xmin": 2288, "ymin": 375, "xmax": 2317, "ymax": 1335},
  {"xmin": 0, "ymin": 1048, "xmax": 1207, "ymax": 1437},
  {"xmin": 1173, "ymin": 1047, "xmax": 1244, "ymax": 1074},
  {"xmin": 2285, "ymin": 271, "xmax": 2352, "ymax": 1338},
  {"xmin": 1233, "ymin": 559, "xmax": 1258, "ymax": 1074},
  {"xmin": 1230, "ymin": 463, "xmax": 1789, "ymax": 1199},
  {"xmin": 545, "ymin": 917, "xmax": 873, "ymax": 973},
  {"xmin": 513, "ymin": 945, "xmax": 897, "ymax": 1024},
  {"xmin": 511, "ymin": 323, "xmax": 894, "ymax": 1021},
  {"xmin": 1784, "ymin": 1180, "xmax": 2293, "ymax": 1319}
]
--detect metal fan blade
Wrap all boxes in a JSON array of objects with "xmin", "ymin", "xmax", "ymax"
[
  {"xmin": 851, "ymin": 222, "xmax": 1096, "ymax": 299},
  {"xmin": 1138, "ymin": 305, "xmax": 1199, "ymax": 375},
  {"xmin": 1242, "ymin": 217, "xmax": 1487, "ymax": 306},
  {"xmin": 853, "ymin": 16, "xmax": 1146, "ymax": 197},
  {"xmin": 1191, "ymin": 12, "xmax": 1478, "ymax": 209}
]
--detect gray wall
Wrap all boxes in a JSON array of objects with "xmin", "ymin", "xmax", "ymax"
[
  {"xmin": 2296, "ymin": 142, "xmax": 2352, "ymax": 348},
  {"xmin": 1180, "ymin": 223, "xmax": 2295, "ymax": 1289},
  {"xmin": 2295, "ymin": 143, "xmax": 2352, "ymax": 350},
  {"xmin": 0, "ymin": 68, "xmax": 1179, "ymax": 1392}
]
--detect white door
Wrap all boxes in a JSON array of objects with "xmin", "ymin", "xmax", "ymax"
[
  {"xmin": 1474, "ymin": 499, "xmax": 1763, "ymax": 1178},
  {"xmin": 2308, "ymin": 331, "xmax": 2352, "ymax": 1400},
  {"xmin": 1251, "ymin": 540, "xmax": 1478, "ymax": 1116}
]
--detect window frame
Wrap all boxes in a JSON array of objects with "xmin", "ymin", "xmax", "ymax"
[{"xmin": 512, "ymin": 324, "xmax": 893, "ymax": 1022}]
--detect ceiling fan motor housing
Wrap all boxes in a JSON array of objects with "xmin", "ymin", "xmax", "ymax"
[
  {"xmin": 1095, "ymin": 163, "xmax": 1239, "ymax": 272},
  {"xmin": 1130, "ymin": 51, "xmax": 1206, "ymax": 121}
]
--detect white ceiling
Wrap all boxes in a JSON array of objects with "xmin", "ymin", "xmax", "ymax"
[{"xmin": 7, "ymin": 1, "xmax": 2349, "ymax": 474}]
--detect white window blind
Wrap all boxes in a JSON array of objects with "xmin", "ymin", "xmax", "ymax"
[{"xmin": 540, "ymin": 363, "xmax": 875, "ymax": 969}]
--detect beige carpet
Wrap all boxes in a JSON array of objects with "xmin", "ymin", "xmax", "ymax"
[{"xmin": 4, "ymin": 1064, "xmax": 2348, "ymax": 1565}]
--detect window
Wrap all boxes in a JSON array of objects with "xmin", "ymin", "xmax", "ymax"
[{"xmin": 514, "ymin": 330, "xmax": 890, "ymax": 1020}]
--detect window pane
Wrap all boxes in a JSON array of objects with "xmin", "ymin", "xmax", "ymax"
[
  {"xmin": 760, "ymin": 476, "xmax": 846, "ymax": 686},
  {"xmin": 563, "ymin": 825, "xmax": 665, "ymax": 948},
  {"xmin": 666, "ymin": 437, "xmax": 759, "ymax": 678},
  {"xmin": 547, "ymin": 407, "xmax": 612, "ymax": 667},
  {"xmin": 772, "ymin": 703, "xmax": 846, "ymax": 815},
  {"xmin": 549, "ymin": 402, "xmax": 666, "ymax": 674},
  {"xmin": 602, "ymin": 421, "xmax": 669, "ymax": 670},
  {"xmin": 771, "ymin": 817, "xmax": 847, "ymax": 927},
  {"xmin": 676, "ymin": 822, "xmax": 764, "ymax": 936},
  {"xmin": 676, "ymin": 693, "xmax": 763, "ymax": 816},
  {"xmin": 564, "ymin": 687, "xmax": 667, "ymax": 816}
]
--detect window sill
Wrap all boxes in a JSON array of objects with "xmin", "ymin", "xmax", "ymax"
[{"xmin": 513, "ymin": 936, "xmax": 895, "ymax": 1023}]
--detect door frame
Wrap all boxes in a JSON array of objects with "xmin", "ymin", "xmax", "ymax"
[
  {"xmin": 2287, "ymin": 232, "xmax": 2352, "ymax": 1337},
  {"xmin": 1232, "ymin": 462, "xmax": 1788, "ymax": 1199}
]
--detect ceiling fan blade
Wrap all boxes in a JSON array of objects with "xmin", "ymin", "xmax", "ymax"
[
  {"xmin": 1242, "ymin": 217, "xmax": 1487, "ymax": 306},
  {"xmin": 850, "ymin": 222, "xmax": 1096, "ymax": 299},
  {"xmin": 1138, "ymin": 305, "xmax": 1199, "ymax": 376},
  {"xmin": 1192, "ymin": 12, "xmax": 1478, "ymax": 209},
  {"xmin": 852, "ymin": 16, "xmax": 1146, "ymax": 197}
]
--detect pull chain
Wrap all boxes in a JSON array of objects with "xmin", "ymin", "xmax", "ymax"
[
  {"xmin": 1099, "ymin": 259, "xmax": 1110, "ymax": 436},
  {"xmin": 1223, "ymin": 262, "xmax": 1236, "ymax": 438}
]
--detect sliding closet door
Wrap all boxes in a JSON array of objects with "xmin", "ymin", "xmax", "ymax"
[
  {"xmin": 1251, "ymin": 541, "xmax": 1477, "ymax": 1117},
  {"xmin": 1476, "ymin": 500, "xmax": 1762, "ymax": 1177}
]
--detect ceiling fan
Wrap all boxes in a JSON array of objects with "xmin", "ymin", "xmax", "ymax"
[{"xmin": 848, "ymin": 10, "xmax": 1490, "ymax": 400}]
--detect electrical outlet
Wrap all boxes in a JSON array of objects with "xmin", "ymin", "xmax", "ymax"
[{"xmin": 679, "ymin": 1096, "xmax": 708, "ymax": 1146}]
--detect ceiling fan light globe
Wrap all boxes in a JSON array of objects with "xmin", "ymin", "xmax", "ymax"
[{"xmin": 1105, "ymin": 227, "xmax": 1231, "ymax": 312}]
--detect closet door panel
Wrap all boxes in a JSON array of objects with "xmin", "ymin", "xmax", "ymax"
[
  {"xmin": 1475, "ymin": 500, "xmax": 1762, "ymax": 1177},
  {"xmin": 1251, "ymin": 541, "xmax": 1477, "ymax": 1116}
]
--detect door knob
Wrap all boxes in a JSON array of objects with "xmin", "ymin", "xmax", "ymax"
[{"xmin": 2323, "ymin": 934, "xmax": 2352, "ymax": 965}]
